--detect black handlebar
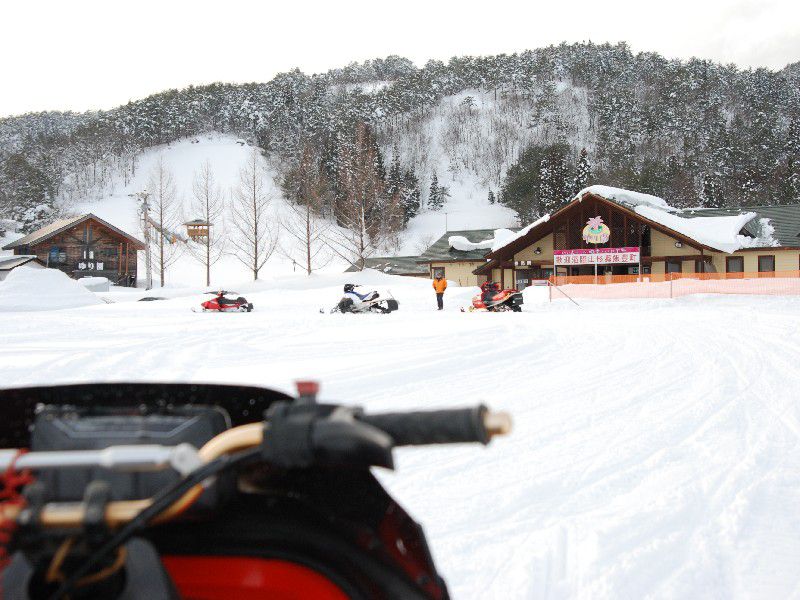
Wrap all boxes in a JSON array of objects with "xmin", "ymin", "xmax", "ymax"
[
  {"xmin": 263, "ymin": 402, "xmax": 510, "ymax": 471},
  {"xmin": 360, "ymin": 406, "xmax": 491, "ymax": 446}
]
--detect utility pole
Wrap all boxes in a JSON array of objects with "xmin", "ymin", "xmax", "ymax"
[{"xmin": 129, "ymin": 189, "xmax": 152, "ymax": 290}]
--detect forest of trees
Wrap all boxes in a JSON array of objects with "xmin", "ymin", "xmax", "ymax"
[{"xmin": 1, "ymin": 42, "xmax": 799, "ymax": 235}]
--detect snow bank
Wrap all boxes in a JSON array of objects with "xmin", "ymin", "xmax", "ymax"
[
  {"xmin": 77, "ymin": 276, "xmax": 110, "ymax": 292},
  {"xmin": 522, "ymin": 283, "xmax": 550, "ymax": 304},
  {"xmin": 0, "ymin": 268, "xmax": 104, "ymax": 311}
]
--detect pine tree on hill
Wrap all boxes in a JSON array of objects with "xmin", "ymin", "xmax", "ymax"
[
  {"xmin": 700, "ymin": 175, "xmax": 724, "ymax": 208},
  {"xmin": 573, "ymin": 147, "xmax": 591, "ymax": 195},
  {"xmin": 387, "ymin": 148, "xmax": 402, "ymax": 200},
  {"xmin": 428, "ymin": 172, "xmax": 444, "ymax": 211},
  {"xmin": 401, "ymin": 167, "xmax": 421, "ymax": 224},
  {"xmin": 779, "ymin": 119, "xmax": 800, "ymax": 204}
]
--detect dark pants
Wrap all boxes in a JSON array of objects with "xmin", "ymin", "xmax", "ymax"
[{"xmin": 436, "ymin": 293, "xmax": 444, "ymax": 310}]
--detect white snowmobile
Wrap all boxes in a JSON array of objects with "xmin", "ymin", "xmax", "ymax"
[{"xmin": 326, "ymin": 283, "xmax": 399, "ymax": 314}]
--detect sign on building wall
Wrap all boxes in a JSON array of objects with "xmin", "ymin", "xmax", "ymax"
[
  {"xmin": 554, "ymin": 247, "xmax": 640, "ymax": 266},
  {"xmin": 582, "ymin": 216, "xmax": 611, "ymax": 244}
]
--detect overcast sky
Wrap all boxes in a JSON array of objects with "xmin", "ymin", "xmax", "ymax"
[{"xmin": 2, "ymin": 0, "xmax": 798, "ymax": 118}]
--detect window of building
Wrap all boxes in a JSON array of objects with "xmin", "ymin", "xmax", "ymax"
[
  {"xmin": 758, "ymin": 255, "xmax": 775, "ymax": 276},
  {"xmin": 665, "ymin": 260, "xmax": 682, "ymax": 273},
  {"xmin": 48, "ymin": 247, "xmax": 66, "ymax": 264},
  {"xmin": 432, "ymin": 267, "xmax": 445, "ymax": 279},
  {"xmin": 726, "ymin": 257, "xmax": 744, "ymax": 273}
]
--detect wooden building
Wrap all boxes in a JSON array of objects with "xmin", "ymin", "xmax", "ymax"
[
  {"xmin": 1, "ymin": 214, "xmax": 144, "ymax": 287},
  {"xmin": 184, "ymin": 219, "xmax": 211, "ymax": 242},
  {"xmin": 417, "ymin": 229, "xmax": 519, "ymax": 287},
  {"xmin": 476, "ymin": 186, "xmax": 800, "ymax": 289}
]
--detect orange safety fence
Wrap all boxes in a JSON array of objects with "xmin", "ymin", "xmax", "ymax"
[{"xmin": 547, "ymin": 271, "xmax": 800, "ymax": 300}]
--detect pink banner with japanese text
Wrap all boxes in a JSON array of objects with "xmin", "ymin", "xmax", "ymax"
[{"xmin": 554, "ymin": 247, "xmax": 640, "ymax": 266}]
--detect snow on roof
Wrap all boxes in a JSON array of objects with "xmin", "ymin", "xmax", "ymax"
[
  {"xmin": 0, "ymin": 256, "xmax": 41, "ymax": 271},
  {"xmin": 490, "ymin": 215, "xmax": 550, "ymax": 253},
  {"xmin": 585, "ymin": 186, "xmax": 776, "ymax": 252},
  {"xmin": 580, "ymin": 185, "xmax": 674, "ymax": 211},
  {"xmin": 635, "ymin": 206, "xmax": 771, "ymax": 253},
  {"xmin": 2, "ymin": 215, "xmax": 85, "ymax": 250},
  {"xmin": 448, "ymin": 234, "xmax": 493, "ymax": 252},
  {"xmin": 448, "ymin": 228, "xmax": 528, "ymax": 254},
  {"xmin": 491, "ymin": 185, "xmax": 779, "ymax": 255}
]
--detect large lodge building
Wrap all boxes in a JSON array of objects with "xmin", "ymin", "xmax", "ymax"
[{"xmin": 414, "ymin": 186, "xmax": 800, "ymax": 289}]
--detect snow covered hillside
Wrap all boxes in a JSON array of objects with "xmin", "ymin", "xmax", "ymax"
[
  {"xmin": 68, "ymin": 133, "xmax": 337, "ymax": 286},
  {"xmin": 2, "ymin": 273, "xmax": 799, "ymax": 598},
  {"xmin": 64, "ymin": 132, "xmax": 515, "ymax": 284}
]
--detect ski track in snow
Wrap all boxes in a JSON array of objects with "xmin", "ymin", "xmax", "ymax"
[{"xmin": 2, "ymin": 274, "xmax": 800, "ymax": 599}]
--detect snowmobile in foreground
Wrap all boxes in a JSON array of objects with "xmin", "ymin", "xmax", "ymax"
[
  {"xmin": 326, "ymin": 283, "xmax": 399, "ymax": 314},
  {"xmin": 0, "ymin": 381, "xmax": 510, "ymax": 600},
  {"xmin": 193, "ymin": 290, "xmax": 253, "ymax": 312},
  {"xmin": 466, "ymin": 282, "xmax": 524, "ymax": 312}
]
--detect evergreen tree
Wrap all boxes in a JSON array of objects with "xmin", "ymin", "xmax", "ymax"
[
  {"xmin": 538, "ymin": 145, "xmax": 571, "ymax": 214},
  {"xmin": 428, "ymin": 172, "xmax": 444, "ymax": 210},
  {"xmin": 401, "ymin": 167, "xmax": 421, "ymax": 224},
  {"xmin": 387, "ymin": 148, "xmax": 402, "ymax": 200},
  {"xmin": 572, "ymin": 147, "xmax": 591, "ymax": 194},
  {"xmin": 778, "ymin": 119, "xmax": 800, "ymax": 203},
  {"xmin": 700, "ymin": 174, "xmax": 724, "ymax": 208}
]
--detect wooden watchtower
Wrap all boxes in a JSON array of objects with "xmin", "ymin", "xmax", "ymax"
[{"xmin": 184, "ymin": 219, "xmax": 211, "ymax": 242}]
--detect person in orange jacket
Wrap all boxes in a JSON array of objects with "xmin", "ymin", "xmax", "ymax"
[{"xmin": 432, "ymin": 274, "xmax": 447, "ymax": 310}]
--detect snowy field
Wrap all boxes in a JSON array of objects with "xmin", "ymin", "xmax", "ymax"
[{"xmin": 2, "ymin": 272, "xmax": 800, "ymax": 599}]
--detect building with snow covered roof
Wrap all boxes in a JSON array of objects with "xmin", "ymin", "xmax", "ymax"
[
  {"xmin": 475, "ymin": 186, "xmax": 800, "ymax": 288},
  {"xmin": 1, "ymin": 214, "xmax": 144, "ymax": 287},
  {"xmin": 0, "ymin": 256, "xmax": 46, "ymax": 282},
  {"xmin": 417, "ymin": 228, "xmax": 520, "ymax": 286},
  {"xmin": 344, "ymin": 256, "xmax": 428, "ymax": 277}
]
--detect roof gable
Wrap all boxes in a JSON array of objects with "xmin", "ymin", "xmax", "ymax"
[{"xmin": 2, "ymin": 214, "xmax": 145, "ymax": 251}]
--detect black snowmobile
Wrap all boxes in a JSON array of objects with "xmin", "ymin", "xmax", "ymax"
[
  {"xmin": 0, "ymin": 381, "xmax": 510, "ymax": 599},
  {"xmin": 328, "ymin": 283, "xmax": 399, "ymax": 314}
]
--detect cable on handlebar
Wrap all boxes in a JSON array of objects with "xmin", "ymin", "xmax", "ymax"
[{"xmin": 48, "ymin": 446, "xmax": 261, "ymax": 600}]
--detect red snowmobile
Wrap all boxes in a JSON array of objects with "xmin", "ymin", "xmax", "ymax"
[
  {"xmin": 467, "ymin": 281, "xmax": 524, "ymax": 312},
  {"xmin": 0, "ymin": 381, "xmax": 510, "ymax": 600},
  {"xmin": 194, "ymin": 290, "xmax": 253, "ymax": 312}
]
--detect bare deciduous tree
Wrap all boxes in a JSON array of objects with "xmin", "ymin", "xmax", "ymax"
[
  {"xmin": 147, "ymin": 155, "xmax": 183, "ymax": 286},
  {"xmin": 325, "ymin": 123, "xmax": 400, "ymax": 269},
  {"xmin": 280, "ymin": 144, "xmax": 332, "ymax": 275},
  {"xmin": 229, "ymin": 149, "xmax": 278, "ymax": 280},
  {"xmin": 187, "ymin": 160, "xmax": 225, "ymax": 286}
]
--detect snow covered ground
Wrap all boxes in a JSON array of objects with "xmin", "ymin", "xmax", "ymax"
[{"xmin": 2, "ymin": 271, "xmax": 800, "ymax": 598}]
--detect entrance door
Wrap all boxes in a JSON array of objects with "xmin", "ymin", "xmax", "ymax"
[{"xmin": 515, "ymin": 269, "xmax": 533, "ymax": 290}]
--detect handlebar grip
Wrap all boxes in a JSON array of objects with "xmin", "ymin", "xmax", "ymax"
[{"xmin": 360, "ymin": 405, "xmax": 510, "ymax": 447}]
